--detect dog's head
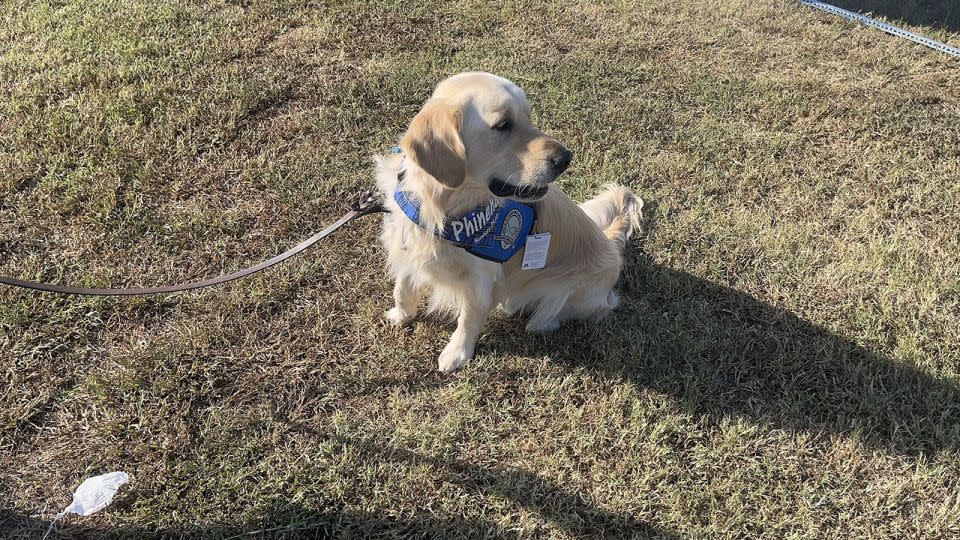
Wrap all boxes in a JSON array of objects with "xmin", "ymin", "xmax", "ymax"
[{"xmin": 400, "ymin": 72, "xmax": 572, "ymax": 201}]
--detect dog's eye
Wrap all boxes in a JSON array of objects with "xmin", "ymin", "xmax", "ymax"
[{"xmin": 492, "ymin": 119, "xmax": 512, "ymax": 132}]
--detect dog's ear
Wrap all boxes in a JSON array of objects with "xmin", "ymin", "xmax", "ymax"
[{"xmin": 401, "ymin": 100, "xmax": 466, "ymax": 188}]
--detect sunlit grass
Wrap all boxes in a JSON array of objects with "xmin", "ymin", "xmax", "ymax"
[{"xmin": 2, "ymin": 1, "xmax": 959, "ymax": 538}]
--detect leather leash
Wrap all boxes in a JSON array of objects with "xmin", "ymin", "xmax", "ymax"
[{"xmin": 0, "ymin": 188, "xmax": 386, "ymax": 296}]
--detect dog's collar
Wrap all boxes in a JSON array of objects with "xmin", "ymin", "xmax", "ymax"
[
  {"xmin": 489, "ymin": 178, "xmax": 549, "ymax": 199},
  {"xmin": 393, "ymin": 174, "xmax": 536, "ymax": 263}
]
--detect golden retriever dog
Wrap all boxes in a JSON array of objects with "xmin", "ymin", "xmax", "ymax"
[{"xmin": 376, "ymin": 72, "xmax": 642, "ymax": 372}]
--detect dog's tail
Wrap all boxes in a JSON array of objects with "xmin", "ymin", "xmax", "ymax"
[{"xmin": 579, "ymin": 184, "xmax": 643, "ymax": 251}]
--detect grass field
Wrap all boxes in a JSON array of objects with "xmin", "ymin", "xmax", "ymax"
[{"xmin": 2, "ymin": 0, "xmax": 960, "ymax": 538}]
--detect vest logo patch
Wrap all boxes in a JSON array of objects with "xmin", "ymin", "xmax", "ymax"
[{"xmin": 497, "ymin": 209, "xmax": 524, "ymax": 250}]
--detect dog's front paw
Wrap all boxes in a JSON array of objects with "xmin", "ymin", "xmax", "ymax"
[
  {"xmin": 437, "ymin": 339, "xmax": 473, "ymax": 372},
  {"xmin": 385, "ymin": 307, "xmax": 415, "ymax": 326}
]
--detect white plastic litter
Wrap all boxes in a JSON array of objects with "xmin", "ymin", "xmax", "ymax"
[{"xmin": 42, "ymin": 471, "xmax": 129, "ymax": 539}]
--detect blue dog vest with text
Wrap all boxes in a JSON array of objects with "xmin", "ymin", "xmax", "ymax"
[{"xmin": 394, "ymin": 185, "xmax": 536, "ymax": 263}]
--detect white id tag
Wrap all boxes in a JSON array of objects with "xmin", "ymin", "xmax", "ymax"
[{"xmin": 521, "ymin": 233, "xmax": 551, "ymax": 270}]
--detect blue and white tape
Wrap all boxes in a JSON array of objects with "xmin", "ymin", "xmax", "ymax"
[{"xmin": 800, "ymin": 0, "xmax": 960, "ymax": 58}]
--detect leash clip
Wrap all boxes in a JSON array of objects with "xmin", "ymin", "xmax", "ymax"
[{"xmin": 351, "ymin": 187, "xmax": 387, "ymax": 216}]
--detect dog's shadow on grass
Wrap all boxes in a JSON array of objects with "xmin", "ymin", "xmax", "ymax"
[
  {"xmin": 488, "ymin": 226, "xmax": 960, "ymax": 459},
  {"xmin": 349, "ymin": 443, "xmax": 677, "ymax": 539}
]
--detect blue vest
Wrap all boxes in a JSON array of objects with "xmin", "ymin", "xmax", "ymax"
[{"xmin": 394, "ymin": 179, "xmax": 536, "ymax": 263}]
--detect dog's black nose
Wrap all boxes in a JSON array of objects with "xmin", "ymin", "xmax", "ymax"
[{"xmin": 551, "ymin": 148, "xmax": 573, "ymax": 174}]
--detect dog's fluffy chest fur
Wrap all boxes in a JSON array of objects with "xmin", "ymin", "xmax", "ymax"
[{"xmin": 378, "ymin": 158, "xmax": 505, "ymax": 317}]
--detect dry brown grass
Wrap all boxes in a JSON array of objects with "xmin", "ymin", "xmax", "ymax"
[{"xmin": 2, "ymin": 0, "xmax": 960, "ymax": 538}]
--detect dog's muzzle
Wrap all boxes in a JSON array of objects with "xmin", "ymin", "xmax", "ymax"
[{"xmin": 489, "ymin": 147, "xmax": 572, "ymax": 200}]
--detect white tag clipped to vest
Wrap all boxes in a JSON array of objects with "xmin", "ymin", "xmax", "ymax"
[{"xmin": 521, "ymin": 233, "xmax": 551, "ymax": 270}]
